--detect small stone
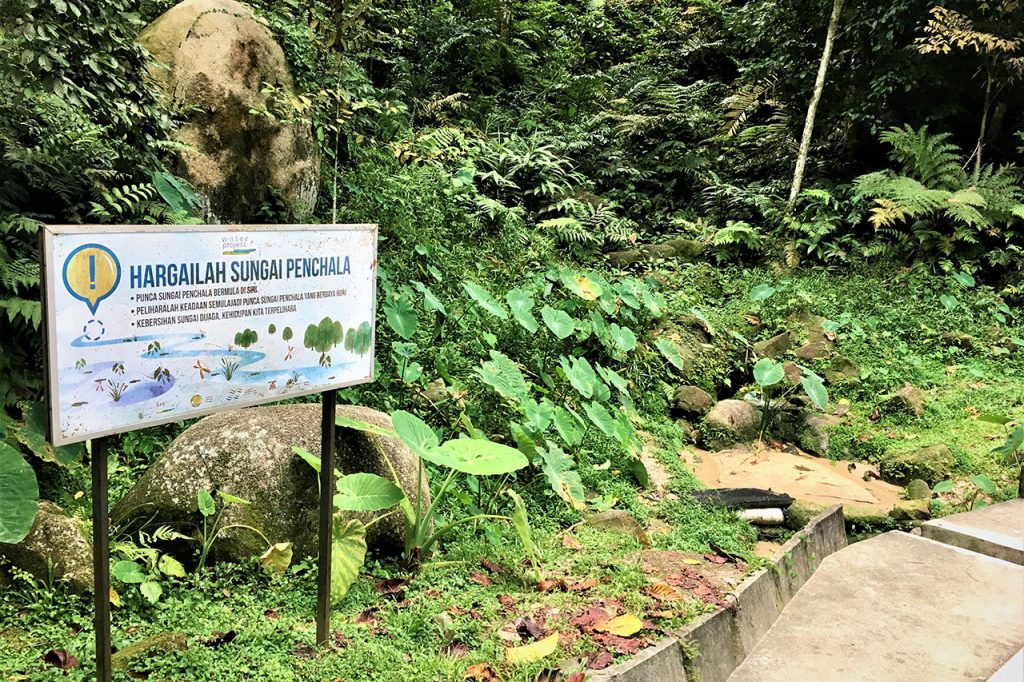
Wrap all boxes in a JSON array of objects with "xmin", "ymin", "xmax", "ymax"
[
  {"xmin": 702, "ymin": 399, "xmax": 761, "ymax": 449},
  {"xmin": 880, "ymin": 444, "xmax": 955, "ymax": 486},
  {"xmin": 906, "ymin": 479, "xmax": 932, "ymax": 500},
  {"xmin": 585, "ymin": 510, "xmax": 651, "ymax": 546},
  {"xmin": 753, "ymin": 332, "xmax": 795, "ymax": 359},
  {"xmin": 881, "ymin": 384, "xmax": 924, "ymax": 418},
  {"xmin": 111, "ymin": 632, "xmax": 188, "ymax": 671},
  {"xmin": 889, "ymin": 500, "xmax": 931, "ymax": 522},
  {"xmin": 825, "ymin": 356, "xmax": 861, "ymax": 383},
  {"xmin": 672, "ymin": 385, "xmax": 715, "ymax": 417},
  {"xmin": 0, "ymin": 501, "xmax": 93, "ymax": 593}
]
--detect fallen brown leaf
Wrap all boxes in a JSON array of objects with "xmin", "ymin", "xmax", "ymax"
[
  {"xmin": 469, "ymin": 571, "xmax": 492, "ymax": 586},
  {"xmin": 42, "ymin": 650, "xmax": 79, "ymax": 671},
  {"xmin": 538, "ymin": 578, "xmax": 567, "ymax": 593},
  {"xmin": 646, "ymin": 583, "xmax": 682, "ymax": 602},
  {"xmin": 375, "ymin": 577, "xmax": 409, "ymax": 599},
  {"xmin": 561, "ymin": 533, "xmax": 584, "ymax": 550},
  {"xmin": 480, "ymin": 558, "xmax": 503, "ymax": 574},
  {"xmin": 587, "ymin": 650, "xmax": 614, "ymax": 670},
  {"xmin": 567, "ymin": 578, "xmax": 597, "ymax": 592},
  {"xmin": 464, "ymin": 662, "xmax": 501, "ymax": 681}
]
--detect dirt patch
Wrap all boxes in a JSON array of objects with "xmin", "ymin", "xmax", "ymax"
[{"xmin": 683, "ymin": 446, "xmax": 902, "ymax": 514}]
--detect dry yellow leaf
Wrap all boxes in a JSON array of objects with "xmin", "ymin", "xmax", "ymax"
[
  {"xmin": 109, "ymin": 587, "xmax": 120, "ymax": 608},
  {"xmin": 683, "ymin": 558, "xmax": 701, "ymax": 565},
  {"xmin": 647, "ymin": 582, "xmax": 683, "ymax": 602},
  {"xmin": 506, "ymin": 633, "xmax": 559, "ymax": 663},
  {"xmin": 595, "ymin": 613, "xmax": 644, "ymax": 637}
]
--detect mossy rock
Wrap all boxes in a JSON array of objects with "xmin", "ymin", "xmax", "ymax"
[
  {"xmin": 139, "ymin": 0, "xmax": 319, "ymax": 221},
  {"xmin": 112, "ymin": 632, "xmax": 188, "ymax": 672},
  {"xmin": 0, "ymin": 501, "xmax": 93, "ymax": 593},
  {"xmin": 672, "ymin": 385, "xmax": 715, "ymax": 417},
  {"xmin": 879, "ymin": 444, "xmax": 955, "ymax": 486},
  {"xmin": 701, "ymin": 400, "xmax": 760, "ymax": 449},
  {"xmin": 111, "ymin": 404, "xmax": 428, "ymax": 561}
]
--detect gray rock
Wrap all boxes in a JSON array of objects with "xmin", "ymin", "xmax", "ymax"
[
  {"xmin": 111, "ymin": 404, "xmax": 428, "ymax": 561},
  {"xmin": 881, "ymin": 384, "xmax": 924, "ymax": 418},
  {"xmin": 703, "ymin": 399, "xmax": 761, "ymax": 449},
  {"xmin": 775, "ymin": 411, "xmax": 842, "ymax": 456},
  {"xmin": 880, "ymin": 444, "xmax": 955, "ymax": 486},
  {"xmin": 672, "ymin": 385, "xmax": 715, "ymax": 417},
  {"xmin": 906, "ymin": 479, "xmax": 932, "ymax": 501},
  {"xmin": 753, "ymin": 332, "xmax": 795, "ymax": 359},
  {"xmin": 0, "ymin": 501, "xmax": 93, "ymax": 593},
  {"xmin": 889, "ymin": 500, "xmax": 931, "ymax": 522},
  {"xmin": 139, "ymin": 0, "xmax": 319, "ymax": 222},
  {"xmin": 787, "ymin": 311, "xmax": 834, "ymax": 360}
]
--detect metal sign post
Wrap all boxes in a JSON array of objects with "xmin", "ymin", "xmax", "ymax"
[
  {"xmin": 90, "ymin": 436, "xmax": 112, "ymax": 681},
  {"xmin": 40, "ymin": 224, "xmax": 377, "ymax": 679},
  {"xmin": 316, "ymin": 389, "xmax": 337, "ymax": 645}
]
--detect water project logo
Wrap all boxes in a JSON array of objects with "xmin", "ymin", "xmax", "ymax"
[{"xmin": 63, "ymin": 244, "xmax": 121, "ymax": 341}]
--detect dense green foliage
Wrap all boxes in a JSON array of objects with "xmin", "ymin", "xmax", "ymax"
[{"xmin": 1, "ymin": 0, "xmax": 1022, "ymax": 679}]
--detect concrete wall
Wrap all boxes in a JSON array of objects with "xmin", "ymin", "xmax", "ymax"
[{"xmin": 592, "ymin": 505, "xmax": 847, "ymax": 682}]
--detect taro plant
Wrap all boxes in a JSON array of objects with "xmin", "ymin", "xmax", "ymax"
[
  {"xmin": 293, "ymin": 409, "xmax": 534, "ymax": 602},
  {"xmin": 194, "ymin": 488, "xmax": 284, "ymax": 582},
  {"xmin": 110, "ymin": 525, "xmax": 188, "ymax": 604},
  {"xmin": 751, "ymin": 357, "xmax": 829, "ymax": 442}
]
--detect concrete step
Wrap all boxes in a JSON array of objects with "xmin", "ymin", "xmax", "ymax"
[
  {"xmin": 729, "ymin": 532, "xmax": 1024, "ymax": 681},
  {"xmin": 922, "ymin": 499, "xmax": 1024, "ymax": 565}
]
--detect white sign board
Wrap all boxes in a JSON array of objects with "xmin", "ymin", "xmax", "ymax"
[{"xmin": 43, "ymin": 224, "xmax": 377, "ymax": 445}]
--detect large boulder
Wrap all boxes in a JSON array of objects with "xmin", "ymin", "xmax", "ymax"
[
  {"xmin": 139, "ymin": 0, "xmax": 319, "ymax": 222},
  {"xmin": 880, "ymin": 444, "xmax": 955, "ymax": 486},
  {"xmin": 701, "ymin": 399, "xmax": 761, "ymax": 449},
  {"xmin": 0, "ymin": 501, "xmax": 93, "ymax": 593},
  {"xmin": 774, "ymin": 410, "xmax": 842, "ymax": 456},
  {"xmin": 111, "ymin": 405, "xmax": 427, "ymax": 561}
]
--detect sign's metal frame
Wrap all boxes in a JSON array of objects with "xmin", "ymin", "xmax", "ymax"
[
  {"xmin": 42, "ymin": 223, "xmax": 378, "ymax": 445},
  {"xmin": 41, "ymin": 224, "xmax": 378, "ymax": 681}
]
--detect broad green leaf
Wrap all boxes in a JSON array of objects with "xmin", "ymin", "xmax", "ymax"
[
  {"xmin": 463, "ymin": 282, "xmax": 508, "ymax": 319},
  {"xmin": 422, "ymin": 439, "xmax": 529, "ymax": 476},
  {"xmin": 16, "ymin": 402, "xmax": 83, "ymax": 467},
  {"xmin": 932, "ymin": 480, "xmax": 954, "ymax": 493},
  {"xmin": 749, "ymin": 284, "xmax": 777, "ymax": 302},
  {"xmin": 655, "ymin": 337, "xmax": 689, "ymax": 373},
  {"xmin": 384, "ymin": 295, "xmax": 418, "ymax": 339},
  {"xmin": 391, "ymin": 341, "xmax": 418, "ymax": 359},
  {"xmin": 506, "ymin": 489, "xmax": 539, "ymax": 560},
  {"xmin": 753, "ymin": 358, "xmax": 784, "ymax": 388},
  {"xmin": 522, "ymin": 398, "xmax": 554, "ymax": 433},
  {"xmin": 583, "ymin": 401, "xmax": 618, "ymax": 439},
  {"xmin": 506, "ymin": 288, "xmax": 539, "ymax": 333},
  {"xmin": 413, "ymin": 281, "xmax": 446, "ymax": 316},
  {"xmin": 158, "ymin": 554, "xmax": 186, "ymax": 578},
  {"xmin": 971, "ymin": 474, "xmax": 997, "ymax": 496},
  {"xmin": 260, "ymin": 542, "xmax": 293, "ymax": 576},
  {"xmin": 399, "ymin": 360, "xmax": 423, "ymax": 384},
  {"xmin": 510, "ymin": 423, "xmax": 540, "ymax": 461},
  {"xmin": 335, "ymin": 415, "xmax": 397, "ymax": 438},
  {"xmin": 506, "ymin": 633, "xmax": 559, "ymax": 663},
  {"xmin": 992, "ymin": 426, "xmax": 1023, "ymax": 461},
  {"xmin": 476, "ymin": 350, "xmax": 530, "ymax": 403},
  {"xmin": 596, "ymin": 364, "xmax": 630, "ymax": 396},
  {"xmin": 690, "ymin": 307, "xmax": 714, "ymax": 336},
  {"xmin": 952, "ymin": 271, "xmax": 975, "ymax": 289},
  {"xmin": 640, "ymin": 286, "xmax": 665, "ymax": 317},
  {"xmin": 197, "ymin": 489, "xmax": 216, "ymax": 517},
  {"xmin": 218, "ymin": 491, "xmax": 250, "ymax": 505},
  {"xmin": 391, "ymin": 410, "xmax": 439, "ymax": 459},
  {"xmin": 800, "ymin": 371, "xmax": 828, "ymax": 410},
  {"xmin": 331, "ymin": 517, "xmax": 368, "ymax": 604},
  {"xmin": 112, "ymin": 560, "xmax": 146, "ymax": 584},
  {"xmin": 334, "ymin": 473, "xmax": 404, "ymax": 512},
  {"xmin": 608, "ymin": 323, "xmax": 637, "ymax": 352},
  {"xmin": 560, "ymin": 356, "xmax": 609, "ymax": 402},
  {"xmin": 977, "ymin": 414, "xmax": 1012, "ymax": 426},
  {"xmin": 939, "ymin": 294, "xmax": 958, "ymax": 311},
  {"xmin": 0, "ymin": 443, "xmax": 38, "ymax": 543},
  {"xmin": 541, "ymin": 305, "xmax": 575, "ymax": 339},
  {"xmin": 629, "ymin": 459, "xmax": 650, "ymax": 488},
  {"xmin": 292, "ymin": 445, "xmax": 321, "ymax": 473},
  {"xmin": 539, "ymin": 445, "xmax": 585, "ymax": 510},
  {"xmin": 560, "ymin": 268, "xmax": 603, "ymax": 301},
  {"xmin": 140, "ymin": 581, "xmax": 163, "ymax": 603},
  {"xmin": 552, "ymin": 407, "xmax": 584, "ymax": 446}
]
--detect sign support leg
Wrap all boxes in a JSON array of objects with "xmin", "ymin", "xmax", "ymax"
[
  {"xmin": 316, "ymin": 389, "xmax": 337, "ymax": 646},
  {"xmin": 91, "ymin": 436, "xmax": 112, "ymax": 682}
]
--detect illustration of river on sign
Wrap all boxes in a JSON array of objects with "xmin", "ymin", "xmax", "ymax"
[{"xmin": 47, "ymin": 227, "xmax": 378, "ymax": 444}]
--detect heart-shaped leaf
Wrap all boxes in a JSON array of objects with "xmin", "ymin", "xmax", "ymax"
[
  {"xmin": 476, "ymin": 350, "xmax": 530, "ymax": 403},
  {"xmin": 422, "ymin": 439, "xmax": 529, "ymax": 476},
  {"xmin": 334, "ymin": 473, "xmax": 405, "ymax": 512},
  {"xmin": 608, "ymin": 323, "xmax": 637, "ymax": 352},
  {"xmin": 384, "ymin": 295, "xmax": 418, "ymax": 340},
  {"xmin": 331, "ymin": 517, "xmax": 367, "ymax": 604},
  {"xmin": 112, "ymin": 560, "xmax": 146, "ymax": 584},
  {"xmin": 506, "ymin": 288, "xmax": 539, "ymax": 333},
  {"xmin": 463, "ymin": 282, "xmax": 508, "ymax": 319},
  {"xmin": 753, "ymin": 358, "xmax": 784, "ymax": 388},
  {"xmin": 749, "ymin": 284, "xmax": 777, "ymax": 301},
  {"xmin": 655, "ymin": 337, "xmax": 689, "ymax": 372},
  {"xmin": 413, "ymin": 281, "xmax": 447, "ymax": 316},
  {"xmin": 260, "ymin": 542, "xmax": 293, "ymax": 576},
  {"xmin": 0, "ymin": 443, "xmax": 38, "ymax": 543},
  {"xmin": 391, "ymin": 410, "xmax": 439, "ymax": 459},
  {"xmin": 800, "ymin": 370, "xmax": 828, "ymax": 410},
  {"xmin": 541, "ymin": 306, "xmax": 576, "ymax": 340}
]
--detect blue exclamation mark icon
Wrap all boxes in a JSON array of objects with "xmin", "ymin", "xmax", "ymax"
[{"xmin": 89, "ymin": 255, "xmax": 96, "ymax": 290}]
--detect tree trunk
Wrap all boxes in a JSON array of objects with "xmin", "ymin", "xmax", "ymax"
[
  {"xmin": 788, "ymin": 0, "xmax": 845, "ymax": 209},
  {"xmin": 973, "ymin": 69, "xmax": 993, "ymax": 184}
]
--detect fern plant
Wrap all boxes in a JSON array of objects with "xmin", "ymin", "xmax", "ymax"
[{"xmin": 852, "ymin": 125, "xmax": 1024, "ymax": 266}]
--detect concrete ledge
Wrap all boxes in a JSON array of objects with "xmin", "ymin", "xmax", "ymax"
[
  {"xmin": 990, "ymin": 647, "xmax": 1024, "ymax": 682},
  {"xmin": 591, "ymin": 505, "xmax": 847, "ymax": 682},
  {"xmin": 921, "ymin": 499, "xmax": 1024, "ymax": 565}
]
